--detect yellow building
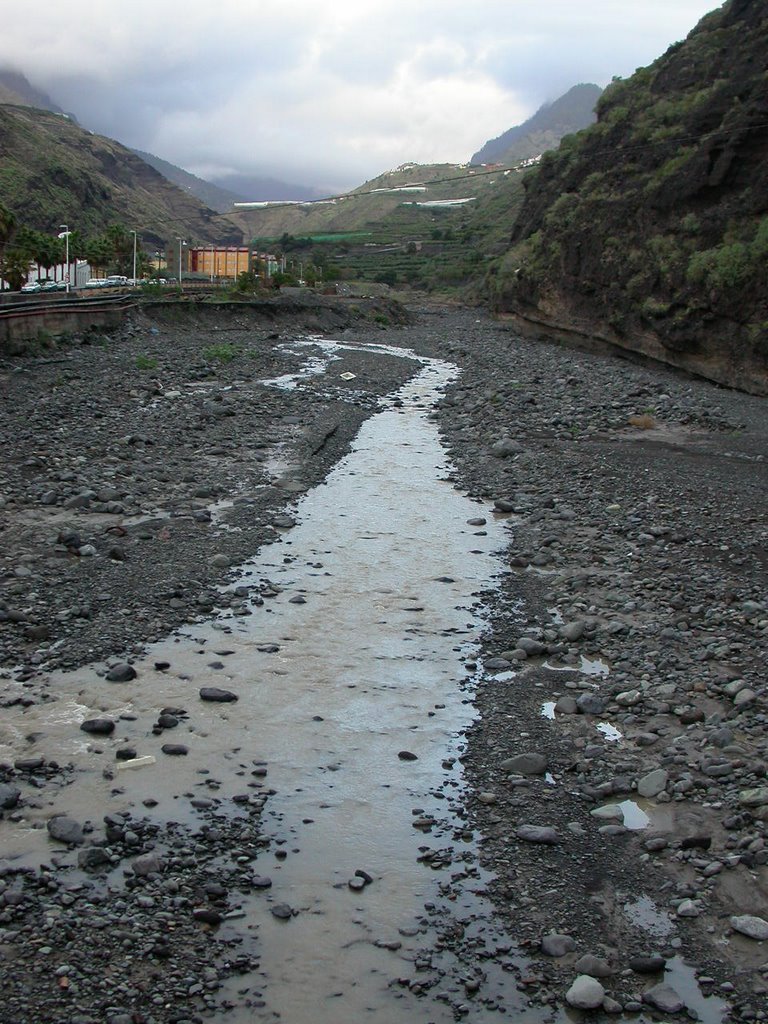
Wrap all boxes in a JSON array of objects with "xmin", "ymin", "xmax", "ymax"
[{"xmin": 188, "ymin": 246, "xmax": 252, "ymax": 279}]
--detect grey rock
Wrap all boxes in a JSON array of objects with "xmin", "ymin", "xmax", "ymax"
[
  {"xmin": 161, "ymin": 743, "xmax": 188, "ymax": 756},
  {"xmin": 739, "ymin": 787, "xmax": 768, "ymax": 808},
  {"xmin": 637, "ymin": 769, "xmax": 668, "ymax": 798},
  {"xmin": 106, "ymin": 663, "xmax": 137, "ymax": 683},
  {"xmin": 629, "ymin": 955, "xmax": 666, "ymax": 974},
  {"xmin": 555, "ymin": 695, "xmax": 578, "ymax": 714},
  {"xmin": 490, "ymin": 438, "xmax": 523, "ymax": 458},
  {"xmin": 541, "ymin": 933, "xmax": 576, "ymax": 957},
  {"xmin": 0, "ymin": 784, "xmax": 21, "ymax": 810},
  {"xmin": 132, "ymin": 852, "xmax": 164, "ymax": 877},
  {"xmin": 566, "ymin": 975, "xmax": 605, "ymax": 1009},
  {"xmin": 560, "ymin": 621, "xmax": 586, "ymax": 642},
  {"xmin": 78, "ymin": 847, "xmax": 112, "ymax": 869},
  {"xmin": 199, "ymin": 687, "xmax": 239, "ymax": 702},
  {"xmin": 271, "ymin": 903, "xmax": 293, "ymax": 920},
  {"xmin": 576, "ymin": 693, "xmax": 606, "ymax": 715},
  {"xmin": 517, "ymin": 637, "xmax": 546, "ymax": 656},
  {"xmin": 485, "ymin": 657, "xmax": 512, "ymax": 670},
  {"xmin": 642, "ymin": 983, "xmax": 685, "ymax": 1013},
  {"xmin": 47, "ymin": 816, "xmax": 84, "ymax": 845},
  {"xmin": 575, "ymin": 954, "xmax": 613, "ymax": 978},
  {"xmin": 80, "ymin": 718, "xmax": 115, "ymax": 735},
  {"xmin": 516, "ymin": 824, "xmax": 559, "ymax": 845},
  {"xmin": 733, "ymin": 688, "xmax": 756, "ymax": 706},
  {"xmin": 494, "ymin": 498, "xmax": 515, "ymax": 513},
  {"xmin": 730, "ymin": 915, "xmax": 768, "ymax": 940},
  {"xmin": 500, "ymin": 752, "xmax": 547, "ymax": 775}
]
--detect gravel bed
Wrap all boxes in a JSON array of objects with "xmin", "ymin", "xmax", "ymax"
[
  {"xmin": 410, "ymin": 305, "xmax": 768, "ymax": 1021},
  {"xmin": 1, "ymin": 298, "xmax": 766, "ymax": 1022}
]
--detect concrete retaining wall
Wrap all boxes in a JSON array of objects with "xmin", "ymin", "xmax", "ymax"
[{"xmin": 0, "ymin": 299, "xmax": 133, "ymax": 355}]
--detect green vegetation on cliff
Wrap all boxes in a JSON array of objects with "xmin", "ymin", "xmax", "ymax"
[{"xmin": 490, "ymin": 0, "xmax": 768, "ymax": 392}]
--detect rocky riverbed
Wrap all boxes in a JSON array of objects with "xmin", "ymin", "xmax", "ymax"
[{"xmin": 0, "ymin": 297, "xmax": 765, "ymax": 1023}]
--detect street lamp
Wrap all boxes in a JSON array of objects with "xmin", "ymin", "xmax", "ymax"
[
  {"xmin": 130, "ymin": 230, "xmax": 138, "ymax": 286},
  {"xmin": 177, "ymin": 237, "xmax": 186, "ymax": 290},
  {"xmin": 58, "ymin": 225, "xmax": 71, "ymax": 294}
]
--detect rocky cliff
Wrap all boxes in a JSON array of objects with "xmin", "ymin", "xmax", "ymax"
[{"xmin": 489, "ymin": 0, "xmax": 768, "ymax": 394}]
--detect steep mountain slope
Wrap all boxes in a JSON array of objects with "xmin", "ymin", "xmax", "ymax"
[
  {"xmin": 0, "ymin": 104, "xmax": 241, "ymax": 245},
  {"xmin": 471, "ymin": 84, "xmax": 602, "ymax": 166},
  {"xmin": 130, "ymin": 152, "xmax": 326, "ymax": 213},
  {"xmin": 208, "ymin": 171, "xmax": 327, "ymax": 205},
  {"xmin": 491, "ymin": 0, "xmax": 768, "ymax": 394},
  {"xmin": 0, "ymin": 69, "xmax": 72, "ymax": 119},
  {"xmin": 131, "ymin": 149, "xmax": 246, "ymax": 214}
]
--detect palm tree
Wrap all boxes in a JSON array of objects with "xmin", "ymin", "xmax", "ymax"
[
  {"xmin": 0, "ymin": 203, "xmax": 17, "ymax": 290},
  {"xmin": 0, "ymin": 203, "xmax": 16, "ymax": 247}
]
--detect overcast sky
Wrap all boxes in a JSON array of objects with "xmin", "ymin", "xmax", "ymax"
[{"xmin": 1, "ymin": 0, "xmax": 720, "ymax": 194}]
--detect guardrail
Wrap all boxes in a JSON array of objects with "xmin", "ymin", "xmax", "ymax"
[{"xmin": 0, "ymin": 293, "xmax": 135, "ymax": 320}]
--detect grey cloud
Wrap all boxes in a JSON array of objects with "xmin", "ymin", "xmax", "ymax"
[{"xmin": 1, "ymin": 0, "xmax": 720, "ymax": 190}]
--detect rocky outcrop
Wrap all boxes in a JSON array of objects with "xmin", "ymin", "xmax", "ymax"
[{"xmin": 490, "ymin": 0, "xmax": 768, "ymax": 394}]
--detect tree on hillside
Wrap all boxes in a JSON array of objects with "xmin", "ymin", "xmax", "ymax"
[
  {"xmin": 0, "ymin": 203, "xmax": 16, "ymax": 249},
  {"xmin": 12, "ymin": 227, "xmax": 64, "ymax": 281},
  {"xmin": 0, "ymin": 203, "xmax": 18, "ymax": 289},
  {"xmin": 83, "ymin": 235, "xmax": 114, "ymax": 278},
  {"xmin": 1, "ymin": 247, "xmax": 34, "ymax": 291},
  {"xmin": 104, "ymin": 224, "xmax": 134, "ymax": 275},
  {"xmin": 0, "ymin": 219, "xmax": 34, "ymax": 291}
]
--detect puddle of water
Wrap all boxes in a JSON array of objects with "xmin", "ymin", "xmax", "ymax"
[
  {"xmin": 262, "ymin": 351, "xmax": 337, "ymax": 389},
  {"xmin": 624, "ymin": 894, "xmax": 675, "ymax": 937},
  {"xmin": 621, "ymin": 899, "xmax": 726, "ymax": 1024},
  {"xmin": 4, "ymin": 345, "xmax": 563, "ymax": 1024},
  {"xmin": 592, "ymin": 799, "xmax": 654, "ymax": 830},
  {"xmin": 542, "ymin": 655, "xmax": 609, "ymax": 677},
  {"xmin": 580, "ymin": 655, "xmax": 610, "ymax": 676},
  {"xmin": 596, "ymin": 721, "xmax": 623, "ymax": 742},
  {"xmin": 618, "ymin": 799, "xmax": 651, "ymax": 829},
  {"xmin": 663, "ymin": 956, "xmax": 728, "ymax": 1024}
]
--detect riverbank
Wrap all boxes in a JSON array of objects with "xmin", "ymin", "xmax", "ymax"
[
  {"xmin": 417, "ymin": 307, "xmax": 768, "ymax": 1021},
  {"xmin": 0, "ymin": 300, "xmax": 765, "ymax": 1022}
]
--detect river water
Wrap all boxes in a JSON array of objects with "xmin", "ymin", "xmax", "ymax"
[{"xmin": 1, "ymin": 342, "xmax": 561, "ymax": 1022}]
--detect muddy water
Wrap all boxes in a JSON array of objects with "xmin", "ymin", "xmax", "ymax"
[{"xmin": 1, "ymin": 345, "xmax": 563, "ymax": 1022}]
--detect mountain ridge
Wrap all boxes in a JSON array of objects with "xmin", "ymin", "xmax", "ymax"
[{"xmin": 471, "ymin": 83, "xmax": 602, "ymax": 166}]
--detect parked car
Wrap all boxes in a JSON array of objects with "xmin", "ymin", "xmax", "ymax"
[
  {"xmin": 20, "ymin": 282, "xmax": 41, "ymax": 293},
  {"xmin": 40, "ymin": 280, "xmax": 59, "ymax": 292},
  {"xmin": 84, "ymin": 278, "xmax": 107, "ymax": 288}
]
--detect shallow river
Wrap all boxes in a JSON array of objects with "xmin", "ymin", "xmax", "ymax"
[{"xmin": 2, "ymin": 339, "xmax": 725, "ymax": 1023}]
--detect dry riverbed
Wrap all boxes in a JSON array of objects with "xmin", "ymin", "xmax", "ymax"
[{"xmin": 0, "ymin": 297, "xmax": 766, "ymax": 1023}]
